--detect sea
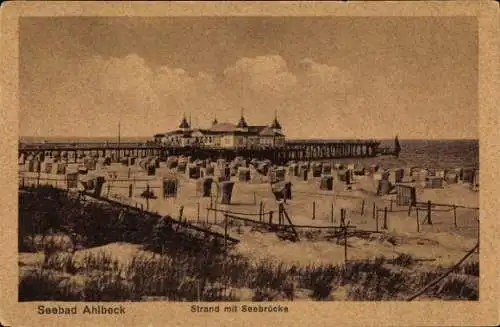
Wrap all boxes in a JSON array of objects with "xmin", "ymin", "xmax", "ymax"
[
  {"xmin": 368, "ymin": 139, "xmax": 479, "ymax": 169},
  {"xmin": 19, "ymin": 137, "xmax": 479, "ymax": 170}
]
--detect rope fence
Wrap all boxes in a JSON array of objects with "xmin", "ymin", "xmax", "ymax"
[
  {"xmin": 207, "ymin": 207, "xmax": 274, "ymax": 217},
  {"xmin": 292, "ymin": 190, "xmax": 362, "ymax": 200},
  {"xmin": 19, "ymin": 172, "xmax": 479, "ymax": 239}
]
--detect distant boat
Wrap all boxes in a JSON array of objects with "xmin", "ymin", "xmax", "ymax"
[{"xmin": 394, "ymin": 135, "xmax": 402, "ymax": 157}]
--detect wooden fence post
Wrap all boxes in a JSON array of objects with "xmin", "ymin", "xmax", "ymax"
[
  {"xmin": 269, "ymin": 211, "xmax": 274, "ymax": 225},
  {"xmin": 312, "ymin": 201, "xmax": 316, "ymax": 220},
  {"xmin": 372, "ymin": 202, "xmax": 376, "ymax": 219},
  {"xmin": 416, "ymin": 209, "xmax": 420, "ymax": 232},
  {"xmin": 453, "ymin": 205, "xmax": 457, "ymax": 228},
  {"xmin": 427, "ymin": 200, "xmax": 432, "ymax": 225},
  {"xmin": 376, "ymin": 207, "xmax": 379, "ymax": 232},
  {"xmin": 390, "ymin": 199, "xmax": 393, "ymax": 212},
  {"xmin": 344, "ymin": 224, "xmax": 348, "ymax": 263},
  {"xmin": 214, "ymin": 202, "xmax": 218, "ymax": 224},
  {"xmin": 361, "ymin": 199, "xmax": 365, "ymax": 216},
  {"xmin": 179, "ymin": 205, "xmax": 184, "ymax": 222},
  {"xmin": 383, "ymin": 207, "xmax": 388, "ymax": 229},
  {"xmin": 224, "ymin": 214, "xmax": 228, "ymax": 250},
  {"xmin": 197, "ymin": 202, "xmax": 200, "ymax": 222},
  {"xmin": 128, "ymin": 184, "xmax": 133, "ymax": 198},
  {"xmin": 340, "ymin": 208, "xmax": 346, "ymax": 227},
  {"xmin": 281, "ymin": 204, "xmax": 285, "ymax": 226},
  {"xmin": 259, "ymin": 201, "xmax": 263, "ymax": 222},
  {"xmin": 331, "ymin": 203, "xmax": 334, "ymax": 223},
  {"xmin": 477, "ymin": 213, "xmax": 480, "ymax": 253},
  {"xmin": 408, "ymin": 203, "xmax": 412, "ymax": 216},
  {"xmin": 276, "ymin": 204, "xmax": 281, "ymax": 226},
  {"xmin": 206, "ymin": 207, "xmax": 210, "ymax": 224}
]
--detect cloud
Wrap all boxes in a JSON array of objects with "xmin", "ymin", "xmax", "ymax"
[
  {"xmin": 221, "ymin": 55, "xmax": 353, "ymax": 103},
  {"xmin": 94, "ymin": 54, "xmax": 219, "ymax": 110},
  {"xmin": 298, "ymin": 58, "xmax": 353, "ymax": 92},
  {"xmin": 223, "ymin": 55, "xmax": 298, "ymax": 100},
  {"xmin": 220, "ymin": 55, "xmax": 355, "ymax": 133},
  {"xmin": 22, "ymin": 53, "xmax": 358, "ymax": 138}
]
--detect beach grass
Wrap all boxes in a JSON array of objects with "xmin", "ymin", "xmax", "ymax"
[{"xmin": 20, "ymin": 245, "xmax": 478, "ymax": 301}]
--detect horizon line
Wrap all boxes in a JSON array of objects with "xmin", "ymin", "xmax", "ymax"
[{"xmin": 18, "ymin": 135, "xmax": 480, "ymax": 141}]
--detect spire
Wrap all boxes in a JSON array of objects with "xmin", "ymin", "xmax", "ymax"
[
  {"xmin": 212, "ymin": 114, "xmax": 218, "ymax": 125},
  {"xmin": 179, "ymin": 113, "xmax": 190, "ymax": 129},
  {"xmin": 189, "ymin": 113, "xmax": 192, "ymax": 127},
  {"xmin": 237, "ymin": 108, "xmax": 248, "ymax": 129},
  {"xmin": 271, "ymin": 109, "xmax": 282, "ymax": 130}
]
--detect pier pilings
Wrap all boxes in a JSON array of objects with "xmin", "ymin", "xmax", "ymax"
[{"xmin": 19, "ymin": 140, "xmax": 383, "ymax": 165}]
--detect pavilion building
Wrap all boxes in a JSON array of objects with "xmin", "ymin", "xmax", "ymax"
[{"xmin": 153, "ymin": 112, "xmax": 285, "ymax": 149}]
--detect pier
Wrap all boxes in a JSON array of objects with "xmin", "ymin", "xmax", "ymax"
[{"xmin": 18, "ymin": 139, "xmax": 395, "ymax": 165}]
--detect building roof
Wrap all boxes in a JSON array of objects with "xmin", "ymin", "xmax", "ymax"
[
  {"xmin": 210, "ymin": 122, "xmax": 237, "ymax": 132},
  {"xmin": 197, "ymin": 129, "xmax": 221, "ymax": 135},
  {"xmin": 259, "ymin": 127, "xmax": 284, "ymax": 137},
  {"xmin": 165, "ymin": 130, "xmax": 188, "ymax": 136},
  {"xmin": 248, "ymin": 125, "xmax": 267, "ymax": 134},
  {"xmin": 159, "ymin": 119, "xmax": 285, "ymax": 138},
  {"xmin": 233, "ymin": 130, "xmax": 257, "ymax": 136}
]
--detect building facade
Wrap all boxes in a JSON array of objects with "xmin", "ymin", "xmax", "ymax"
[{"xmin": 153, "ymin": 113, "xmax": 285, "ymax": 149}]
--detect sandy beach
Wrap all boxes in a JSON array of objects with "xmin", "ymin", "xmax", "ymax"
[{"xmin": 18, "ymin": 154, "xmax": 480, "ymax": 302}]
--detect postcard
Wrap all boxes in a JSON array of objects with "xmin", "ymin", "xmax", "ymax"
[{"xmin": 1, "ymin": 1, "xmax": 498, "ymax": 327}]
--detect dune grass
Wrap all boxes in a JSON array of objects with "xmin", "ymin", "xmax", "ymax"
[{"xmin": 21, "ymin": 242, "xmax": 479, "ymax": 302}]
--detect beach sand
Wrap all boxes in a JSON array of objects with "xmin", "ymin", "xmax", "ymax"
[{"xmin": 20, "ymin": 159, "xmax": 479, "ymax": 268}]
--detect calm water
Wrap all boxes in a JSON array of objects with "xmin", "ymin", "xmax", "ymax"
[
  {"xmin": 376, "ymin": 139, "xmax": 479, "ymax": 169},
  {"xmin": 20, "ymin": 137, "xmax": 479, "ymax": 169}
]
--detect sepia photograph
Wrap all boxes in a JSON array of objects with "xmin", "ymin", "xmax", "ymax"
[
  {"xmin": 1, "ymin": 1, "xmax": 499, "ymax": 327},
  {"xmin": 16, "ymin": 14, "xmax": 482, "ymax": 303}
]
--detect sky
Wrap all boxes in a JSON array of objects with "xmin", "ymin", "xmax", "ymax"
[{"xmin": 19, "ymin": 16, "xmax": 478, "ymax": 139}]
